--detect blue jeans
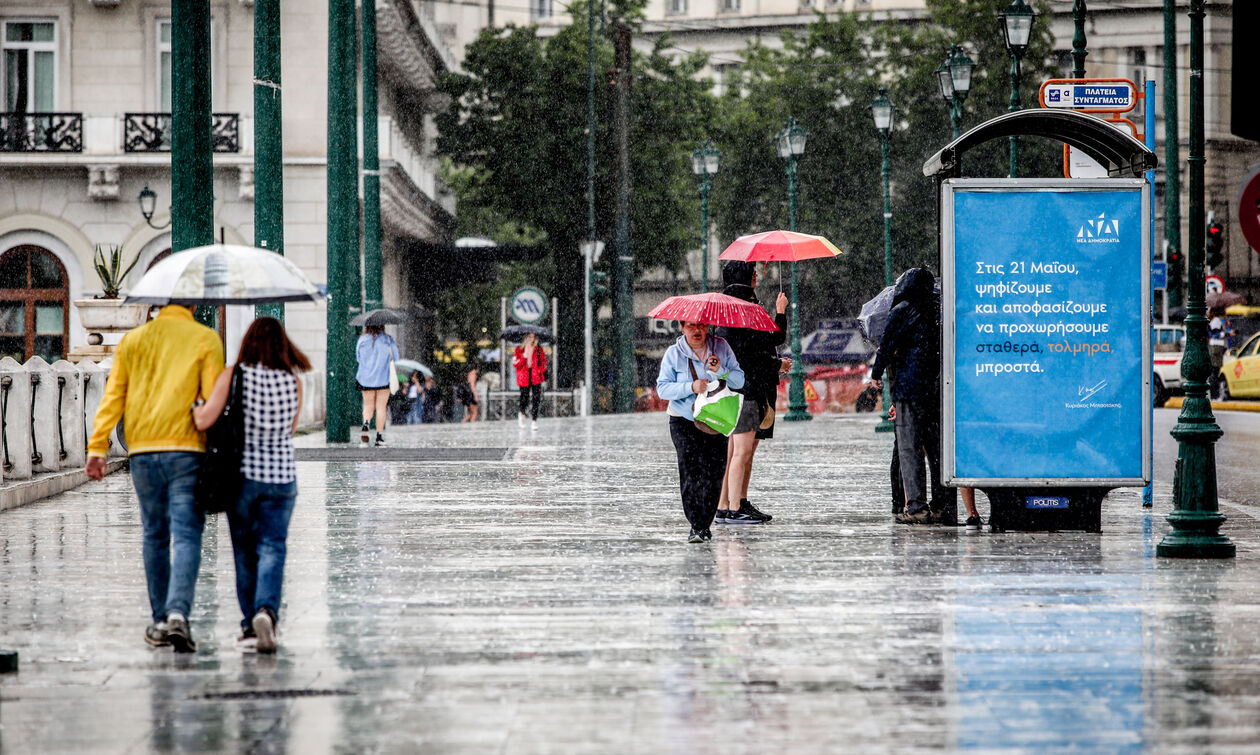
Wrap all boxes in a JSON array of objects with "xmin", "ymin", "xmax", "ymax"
[
  {"xmin": 130, "ymin": 452, "xmax": 205, "ymax": 623},
  {"xmin": 227, "ymin": 479, "xmax": 298, "ymax": 629}
]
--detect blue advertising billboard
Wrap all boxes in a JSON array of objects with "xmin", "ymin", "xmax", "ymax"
[{"xmin": 942, "ymin": 179, "xmax": 1150, "ymax": 486}]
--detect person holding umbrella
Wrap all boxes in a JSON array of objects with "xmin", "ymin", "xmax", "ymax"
[
  {"xmin": 715, "ymin": 261, "xmax": 790, "ymax": 524},
  {"xmin": 355, "ymin": 323, "xmax": 400, "ymax": 446},
  {"xmin": 513, "ymin": 332, "xmax": 548, "ymax": 431}
]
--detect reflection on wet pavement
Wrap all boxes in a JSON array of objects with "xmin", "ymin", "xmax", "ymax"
[{"xmin": 1, "ymin": 412, "xmax": 1258, "ymax": 752}]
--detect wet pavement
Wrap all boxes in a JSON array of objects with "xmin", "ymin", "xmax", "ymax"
[{"xmin": 2, "ymin": 409, "xmax": 1259, "ymax": 753}]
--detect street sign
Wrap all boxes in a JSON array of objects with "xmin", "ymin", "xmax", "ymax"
[
  {"xmin": 1041, "ymin": 78, "xmax": 1137, "ymax": 113},
  {"xmin": 1152, "ymin": 261, "xmax": 1167, "ymax": 290},
  {"xmin": 1238, "ymin": 163, "xmax": 1260, "ymax": 254},
  {"xmin": 1205, "ymin": 275, "xmax": 1224, "ymax": 295},
  {"xmin": 942, "ymin": 178, "xmax": 1150, "ymax": 487},
  {"xmin": 509, "ymin": 286, "xmax": 548, "ymax": 325}
]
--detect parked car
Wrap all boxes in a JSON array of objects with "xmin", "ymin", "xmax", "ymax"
[
  {"xmin": 1216, "ymin": 331, "xmax": 1260, "ymax": 400},
  {"xmin": 1152, "ymin": 324, "xmax": 1185, "ymax": 407}
]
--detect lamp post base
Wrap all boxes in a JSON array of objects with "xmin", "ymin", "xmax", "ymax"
[
  {"xmin": 784, "ymin": 408, "xmax": 813, "ymax": 422},
  {"xmin": 875, "ymin": 417, "xmax": 894, "ymax": 433},
  {"xmin": 1157, "ymin": 398, "xmax": 1234, "ymax": 559}
]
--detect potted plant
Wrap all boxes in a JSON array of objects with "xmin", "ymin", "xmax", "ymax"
[{"xmin": 74, "ymin": 244, "xmax": 150, "ymax": 333}]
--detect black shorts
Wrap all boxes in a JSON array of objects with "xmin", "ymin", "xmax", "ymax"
[{"xmin": 357, "ymin": 382, "xmax": 389, "ymax": 392}]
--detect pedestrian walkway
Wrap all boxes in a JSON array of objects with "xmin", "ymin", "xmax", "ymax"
[{"xmin": 2, "ymin": 412, "xmax": 1258, "ymax": 752}]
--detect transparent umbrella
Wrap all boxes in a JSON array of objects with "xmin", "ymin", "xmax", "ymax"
[{"xmin": 124, "ymin": 244, "xmax": 322, "ymax": 306}]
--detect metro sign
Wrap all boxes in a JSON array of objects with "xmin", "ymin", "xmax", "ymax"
[{"xmin": 1040, "ymin": 78, "xmax": 1137, "ymax": 114}]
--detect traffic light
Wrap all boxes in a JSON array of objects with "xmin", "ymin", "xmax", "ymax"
[
  {"xmin": 1206, "ymin": 221, "xmax": 1225, "ymax": 269},
  {"xmin": 588, "ymin": 269, "xmax": 609, "ymax": 303}
]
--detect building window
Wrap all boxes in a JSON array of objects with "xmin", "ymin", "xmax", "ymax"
[
  {"xmin": 667, "ymin": 0, "xmax": 688, "ymax": 15},
  {"xmin": 158, "ymin": 19, "xmax": 172, "ymax": 111},
  {"xmin": 0, "ymin": 246, "xmax": 68, "ymax": 363},
  {"xmin": 720, "ymin": 0, "xmax": 741, "ymax": 12},
  {"xmin": 1129, "ymin": 47, "xmax": 1147, "ymax": 86},
  {"xmin": 2, "ymin": 20, "xmax": 57, "ymax": 111},
  {"xmin": 531, "ymin": 0, "xmax": 553, "ymax": 22}
]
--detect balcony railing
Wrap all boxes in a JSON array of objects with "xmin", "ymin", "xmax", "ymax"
[
  {"xmin": 0, "ymin": 113, "xmax": 84, "ymax": 153},
  {"xmin": 123, "ymin": 113, "xmax": 240, "ymax": 153}
]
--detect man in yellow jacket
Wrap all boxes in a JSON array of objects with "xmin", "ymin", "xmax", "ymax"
[{"xmin": 86, "ymin": 305, "xmax": 224, "ymax": 652}]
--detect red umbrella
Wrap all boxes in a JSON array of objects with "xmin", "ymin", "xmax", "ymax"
[
  {"xmin": 718, "ymin": 230, "xmax": 843, "ymax": 262},
  {"xmin": 647, "ymin": 293, "xmax": 780, "ymax": 332}
]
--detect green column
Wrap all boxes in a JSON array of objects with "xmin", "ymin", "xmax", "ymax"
[
  {"xmin": 874, "ymin": 131, "xmax": 894, "ymax": 433},
  {"xmin": 612, "ymin": 19, "xmax": 634, "ymax": 414},
  {"xmin": 783, "ymin": 151, "xmax": 811, "ymax": 422},
  {"xmin": 699, "ymin": 175, "xmax": 710, "ymax": 293},
  {"xmin": 1163, "ymin": 0, "xmax": 1182, "ymax": 309},
  {"xmin": 326, "ymin": 0, "xmax": 361, "ymax": 443},
  {"xmin": 1007, "ymin": 53, "xmax": 1022, "ymax": 178},
  {"xmin": 1157, "ymin": 0, "xmax": 1233, "ymax": 559},
  {"xmin": 362, "ymin": 0, "xmax": 383, "ymax": 312},
  {"xmin": 171, "ymin": 0, "xmax": 215, "ymax": 328},
  {"xmin": 1071, "ymin": 0, "xmax": 1088, "ymax": 80},
  {"xmin": 254, "ymin": 0, "xmax": 284, "ymax": 322}
]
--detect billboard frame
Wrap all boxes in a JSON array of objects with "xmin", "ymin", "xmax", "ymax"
[{"xmin": 941, "ymin": 177, "xmax": 1151, "ymax": 488}]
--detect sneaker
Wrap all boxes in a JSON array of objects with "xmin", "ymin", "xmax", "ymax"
[
  {"xmin": 895, "ymin": 509, "xmax": 933, "ymax": 525},
  {"xmin": 698, "ymin": 528, "xmax": 712, "ymax": 542},
  {"xmin": 374, "ymin": 433, "xmax": 386, "ymax": 447},
  {"xmin": 714, "ymin": 509, "xmax": 731, "ymax": 525},
  {"xmin": 737, "ymin": 499, "xmax": 772, "ymax": 523},
  {"xmin": 688, "ymin": 528, "xmax": 705, "ymax": 543},
  {"xmin": 517, "ymin": 413, "xmax": 526, "ymax": 428},
  {"xmin": 252, "ymin": 610, "xmax": 277, "ymax": 654},
  {"xmin": 965, "ymin": 515, "xmax": 983, "ymax": 531},
  {"xmin": 726, "ymin": 509, "xmax": 765, "ymax": 524},
  {"xmin": 144, "ymin": 621, "xmax": 170, "ymax": 648},
  {"xmin": 166, "ymin": 613, "xmax": 197, "ymax": 653},
  {"xmin": 236, "ymin": 625, "xmax": 258, "ymax": 652},
  {"xmin": 531, "ymin": 420, "xmax": 538, "ymax": 432}
]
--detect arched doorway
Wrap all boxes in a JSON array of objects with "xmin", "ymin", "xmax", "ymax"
[{"xmin": 0, "ymin": 245, "xmax": 69, "ymax": 363}]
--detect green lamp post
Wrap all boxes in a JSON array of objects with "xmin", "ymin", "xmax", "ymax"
[
  {"xmin": 998, "ymin": 0, "xmax": 1035, "ymax": 178},
  {"xmin": 869, "ymin": 89, "xmax": 896, "ymax": 433},
  {"xmin": 691, "ymin": 141, "xmax": 720, "ymax": 293},
  {"xmin": 1157, "ymin": 0, "xmax": 1233, "ymax": 559},
  {"xmin": 777, "ymin": 117, "xmax": 811, "ymax": 422},
  {"xmin": 935, "ymin": 45, "xmax": 975, "ymax": 140}
]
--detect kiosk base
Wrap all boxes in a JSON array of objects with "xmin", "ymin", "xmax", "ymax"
[{"xmin": 984, "ymin": 487, "xmax": 1107, "ymax": 533}]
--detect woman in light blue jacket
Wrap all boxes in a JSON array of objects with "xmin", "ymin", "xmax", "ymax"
[
  {"xmin": 355, "ymin": 324, "xmax": 400, "ymax": 446},
  {"xmin": 656, "ymin": 321, "xmax": 745, "ymax": 543}
]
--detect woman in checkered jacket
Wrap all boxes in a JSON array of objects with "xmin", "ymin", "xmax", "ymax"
[{"xmin": 195, "ymin": 317, "xmax": 310, "ymax": 653}]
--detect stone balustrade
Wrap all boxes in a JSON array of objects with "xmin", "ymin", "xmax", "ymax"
[{"xmin": 0, "ymin": 356, "xmax": 326, "ymax": 486}]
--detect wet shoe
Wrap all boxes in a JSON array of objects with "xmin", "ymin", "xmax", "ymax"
[
  {"xmin": 688, "ymin": 529, "xmax": 705, "ymax": 543},
  {"xmin": 737, "ymin": 499, "xmax": 771, "ymax": 522},
  {"xmin": 895, "ymin": 509, "xmax": 933, "ymax": 525},
  {"xmin": 727, "ymin": 509, "xmax": 765, "ymax": 524},
  {"xmin": 714, "ymin": 509, "xmax": 731, "ymax": 525},
  {"xmin": 236, "ymin": 625, "xmax": 258, "ymax": 652},
  {"xmin": 531, "ymin": 420, "xmax": 538, "ymax": 432},
  {"xmin": 252, "ymin": 610, "xmax": 277, "ymax": 654},
  {"xmin": 360, "ymin": 421, "xmax": 371, "ymax": 445},
  {"xmin": 166, "ymin": 613, "xmax": 196, "ymax": 653},
  {"xmin": 965, "ymin": 515, "xmax": 984, "ymax": 531},
  {"xmin": 374, "ymin": 433, "xmax": 386, "ymax": 447},
  {"xmin": 144, "ymin": 621, "xmax": 170, "ymax": 648},
  {"xmin": 699, "ymin": 528, "xmax": 712, "ymax": 542},
  {"xmin": 517, "ymin": 413, "xmax": 526, "ymax": 428}
]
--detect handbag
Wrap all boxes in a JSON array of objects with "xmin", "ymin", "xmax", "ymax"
[
  {"xmin": 689, "ymin": 361, "xmax": 743, "ymax": 436},
  {"xmin": 388, "ymin": 359, "xmax": 401, "ymax": 394},
  {"xmin": 195, "ymin": 366, "xmax": 245, "ymax": 515}
]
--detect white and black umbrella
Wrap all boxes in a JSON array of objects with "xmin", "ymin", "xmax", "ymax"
[
  {"xmin": 499, "ymin": 324, "xmax": 555, "ymax": 343},
  {"xmin": 124, "ymin": 244, "xmax": 323, "ymax": 306}
]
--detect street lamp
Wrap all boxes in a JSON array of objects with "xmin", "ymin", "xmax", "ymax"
[
  {"xmin": 998, "ymin": 0, "xmax": 1035, "ymax": 177},
  {"xmin": 137, "ymin": 184, "xmax": 171, "ymax": 230},
  {"xmin": 776, "ymin": 117, "xmax": 811, "ymax": 422},
  {"xmin": 868, "ymin": 88, "xmax": 896, "ymax": 433},
  {"xmin": 691, "ymin": 141, "xmax": 720, "ymax": 292},
  {"xmin": 935, "ymin": 44, "xmax": 975, "ymax": 140}
]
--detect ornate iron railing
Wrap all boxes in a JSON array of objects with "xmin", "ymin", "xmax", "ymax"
[
  {"xmin": 123, "ymin": 113, "xmax": 240, "ymax": 153},
  {"xmin": 0, "ymin": 113, "xmax": 84, "ymax": 153}
]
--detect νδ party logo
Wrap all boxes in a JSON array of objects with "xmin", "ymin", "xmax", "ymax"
[{"xmin": 1076, "ymin": 212, "xmax": 1121, "ymax": 243}]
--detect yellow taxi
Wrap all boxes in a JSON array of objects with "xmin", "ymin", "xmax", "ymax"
[{"xmin": 1217, "ymin": 330, "xmax": 1260, "ymax": 400}]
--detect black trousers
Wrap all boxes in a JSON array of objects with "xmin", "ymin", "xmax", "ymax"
[
  {"xmin": 518, "ymin": 384, "xmax": 543, "ymax": 420},
  {"xmin": 669, "ymin": 416, "xmax": 729, "ymax": 530}
]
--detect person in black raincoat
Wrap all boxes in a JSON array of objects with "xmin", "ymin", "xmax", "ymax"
[
  {"xmin": 714, "ymin": 261, "xmax": 791, "ymax": 524},
  {"xmin": 871, "ymin": 267, "xmax": 950, "ymax": 524}
]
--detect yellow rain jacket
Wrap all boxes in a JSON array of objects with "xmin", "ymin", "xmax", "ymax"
[{"xmin": 87, "ymin": 306, "xmax": 225, "ymax": 458}]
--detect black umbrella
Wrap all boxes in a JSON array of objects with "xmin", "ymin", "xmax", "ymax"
[
  {"xmin": 350, "ymin": 308, "xmax": 406, "ymax": 327},
  {"xmin": 499, "ymin": 324, "xmax": 555, "ymax": 343}
]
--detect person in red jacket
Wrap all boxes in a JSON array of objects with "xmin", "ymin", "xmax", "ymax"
[{"xmin": 513, "ymin": 332, "xmax": 548, "ymax": 431}]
